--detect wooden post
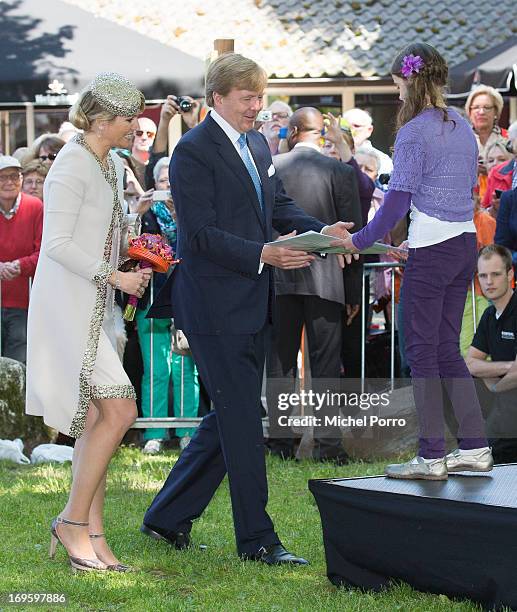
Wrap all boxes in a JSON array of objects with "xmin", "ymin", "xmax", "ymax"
[
  {"xmin": 25, "ymin": 103, "xmax": 35, "ymax": 147},
  {"xmin": 510, "ymin": 97, "xmax": 517, "ymax": 124},
  {"xmin": 208, "ymin": 39, "xmax": 235, "ymax": 65},
  {"xmin": 214, "ymin": 39, "xmax": 234, "ymax": 56}
]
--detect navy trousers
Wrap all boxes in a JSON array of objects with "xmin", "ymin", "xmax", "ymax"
[{"xmin": 143, "ymin": 324, "xmax": 280, "ymax": 556}]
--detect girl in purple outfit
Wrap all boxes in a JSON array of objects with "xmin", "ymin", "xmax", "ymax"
[{"xmin": 342, "ymin": 43, "xmax": 493, "ymax": 480}]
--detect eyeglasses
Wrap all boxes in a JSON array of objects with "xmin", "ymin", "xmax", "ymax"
[
  {"xmin": 39, "ymin": 153, "xmax": 58, "ymax": 161},
  {"xmin": 135, "ymin": 130, "xmax": 156, "ymax": 138},
  {"xmin": 271, "ymin": 112, "xmax": 289, "ymax": 120},
  {"xmin": 470, "ymin": 105, "xmax": 495, "ymax": 113},
  {"xmin": 0, "ymin": 172, "xmax": 22, "ymax": 184},
  {"xmin": 23, "ymin": 178, "xmax": 45, "ymax": 187}
]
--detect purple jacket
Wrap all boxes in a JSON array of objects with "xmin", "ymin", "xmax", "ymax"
[
  {"xmin": 388, "ymin": 107, "xmax": 478, "ymax": 222},
  {"xmin": 352, "ymin": 108, "xmax": 478, "ymax": 251}
]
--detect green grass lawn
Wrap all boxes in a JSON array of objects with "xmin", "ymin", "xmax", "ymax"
[{"xmin": 0, "ymin": 448, "xmax": 481, "ymax": 612}]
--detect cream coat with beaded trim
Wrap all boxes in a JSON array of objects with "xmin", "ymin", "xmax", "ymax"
[{"xmin": 25, "ymin": 138, "xmax": 135, "ymax": 438}]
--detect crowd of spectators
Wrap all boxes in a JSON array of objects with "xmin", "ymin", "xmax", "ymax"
[{"xmin": 1, "ymin": 84, "xmax": 517, "ymax": 461}]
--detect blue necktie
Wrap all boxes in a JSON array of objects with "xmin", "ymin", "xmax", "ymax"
[{"xmin": 238, "ymin": 133, "xmax": 263, "ymax": 211}]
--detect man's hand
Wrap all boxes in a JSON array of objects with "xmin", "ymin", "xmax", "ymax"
[
  {"xmin": 345, "ymin": 304, "xmax": 360, "ymax": 326},
  {"xmin": 261, "ymin": 231, "xmax": 315, "ymax": 269},
  {"xmin": 322, "ymin": 222, "xmax": 359, "ymax": 264}
]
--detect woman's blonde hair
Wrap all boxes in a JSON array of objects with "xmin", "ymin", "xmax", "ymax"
[
  {"xmin": 391, "ymin": 42, "xmax": 450, "ymax": 130},
  {"xmin": 69, "ymin": 89, "xmax": 145, "ymax": 131},
  {"xmin": 205, "ymin": 53, "xmax": 268, "ymax": 107},
  {"xmin": 485, "ymin": 140, "xmax": 512, "ymax": 162},
  {"xmin": 465, "ymin": 85, "xmax": 504, "ymax": 120}
]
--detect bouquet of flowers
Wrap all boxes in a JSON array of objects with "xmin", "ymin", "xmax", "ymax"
[{"xmin": 123, "ymin": 233, "xmax": 180, "ymax": 321}]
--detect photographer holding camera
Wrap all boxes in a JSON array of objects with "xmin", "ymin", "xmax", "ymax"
[{"xmin": 144, "ymin": 95, "xmax": 201, "ymax": 190}]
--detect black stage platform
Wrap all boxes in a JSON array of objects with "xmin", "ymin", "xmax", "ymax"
[{"xmin": 309, "ymin": 464, "xmax": 517, "ymax": 611}]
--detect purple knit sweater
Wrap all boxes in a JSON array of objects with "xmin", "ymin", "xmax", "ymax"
[{"xmin": 352, "ymin": 107, "xmax": 478, "ymax": 250}]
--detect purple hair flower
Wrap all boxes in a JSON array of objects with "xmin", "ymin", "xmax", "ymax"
[{"xmin": 401, "ymin": 54, "xmax": 425, "ymax": 78}]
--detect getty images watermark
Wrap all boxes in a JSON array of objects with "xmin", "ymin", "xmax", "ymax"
[
  {"xmin": 276, "ymin": 390, "xmax": 405, "ymax": 428},
  {"xmin": 266, "ymin": 378, "xmax": 410, "ymax": 438}
]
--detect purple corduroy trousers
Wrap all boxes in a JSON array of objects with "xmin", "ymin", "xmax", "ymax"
[{"xmin": 403, "ymin": 232, "xmax": 488, "ymax": 458}]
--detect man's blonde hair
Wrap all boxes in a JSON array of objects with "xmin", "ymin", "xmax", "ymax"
[{"xmin": 205, "ymin": 53, "xmax": 268, "ymax": 107}]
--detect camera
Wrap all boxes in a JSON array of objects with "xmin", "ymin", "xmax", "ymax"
[
  {"xmin": 256, "ymin": 110, "xmax": 272, "ymax": 122},
  {"xmin": 506, "ymin": 140, "xmax": 514, "ymax": 154},
  {"xmin": 378, "ymin": 173, "xmax": 391, "ymax": 185},
  {"xmin": 152, "ymin": 190, "xmax": 171, "ymax": 202},
  {"xmin": 177, "ymin": 97, "xmax": 193, "ymax": 112}
]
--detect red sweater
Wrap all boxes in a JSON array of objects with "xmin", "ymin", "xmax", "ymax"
[{"xmin": 0, "ymin": 193, "xmax": 43, "ymax": 309}]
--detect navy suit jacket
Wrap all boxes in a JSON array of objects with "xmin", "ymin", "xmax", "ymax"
[
  {"xmin": 495, "ymin": 188, "xmax": 517, "ymax": 263},
  {"xmin": 147, "ymin": 113, "xmax": 324, "ymax": 334}
]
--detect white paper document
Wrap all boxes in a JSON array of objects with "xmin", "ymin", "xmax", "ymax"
[{"xmin": 266, "ymin": 230, "xmax": 407, "ymax": 255}]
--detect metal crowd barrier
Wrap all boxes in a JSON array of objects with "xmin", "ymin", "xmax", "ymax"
[
  {"xmin": 0, "ymin": 270, "xmax": 477, "ymax": 431},
  {"xmin": 132, "ymin": 274, "xmax": 202, "ymax": 430},
  {"xmin": 361, "ymin": 262, "xmax": 401, "ymax": 393},
  {"xmin": 360, "ymin": 262, "xmax": 478, "ymax": 393}
]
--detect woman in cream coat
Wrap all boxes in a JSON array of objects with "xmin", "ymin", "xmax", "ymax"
[{"xmin": 26, "ymin": 73, "xmax": 151, "ymax": 572}]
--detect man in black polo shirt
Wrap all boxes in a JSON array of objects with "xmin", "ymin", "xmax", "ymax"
[{"xmin": 466, "ymin": 244, "xmax": 517, "ymax": 463}]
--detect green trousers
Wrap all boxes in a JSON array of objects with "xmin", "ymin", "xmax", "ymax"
[
  {"xmin": 135, "ymin": 309, "xmax": 171, "ymax": 441},
  {"xmin": 171, "ymin": 353, "xmax": 199, "ymax": 438}
]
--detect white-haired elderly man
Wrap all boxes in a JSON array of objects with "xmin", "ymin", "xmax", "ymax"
[
  {"xmin": 0, "ymin": 155, "xmax": 43, "ymax": 363},
  {"xmin": 342, "ymin": 108, "xmax": 393, "ymax": 176},
  {"xmin": 261, "ymin": 100, "xmax": 293, "ymax": 155}
]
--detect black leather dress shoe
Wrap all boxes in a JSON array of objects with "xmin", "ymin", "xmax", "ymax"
[
  {"xmin": 243, "ymin": 544, "xmax": 309, "ymax": 565},
  {"xmin": 140, "ymin": 523, "xmax": 191, "ymax": 550}
]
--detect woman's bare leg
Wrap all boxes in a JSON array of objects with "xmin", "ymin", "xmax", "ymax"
[
  {"xmin": 56, "ymin": 398, "xmax": 136, "ymax": 561},
  {"xmin": 71, "ymin": 405, "xmax": 119, "ymax": 565},
  {"xmin": 87, "ymin": 470, "xmax": 123, "ymax": 566}
]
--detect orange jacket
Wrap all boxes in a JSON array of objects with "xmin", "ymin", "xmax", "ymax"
[{"xmin": 473, "ymin": 210, "xmax": 496, "ymax": 295}]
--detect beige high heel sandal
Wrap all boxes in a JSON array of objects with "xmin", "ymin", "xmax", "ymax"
[
  {"xmin": 49, "ymin": 517, "xmax": 106, "ymax": 572},
  {"xmin": 89, "ymin": 533, "xmax": 131, "ymax": 572}
]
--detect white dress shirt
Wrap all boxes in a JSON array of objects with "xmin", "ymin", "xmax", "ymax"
[
  {"xmin": 210, "ymin": 109, "xmax": 266, "ymax": 272},
  {"xmin": 210, "ymin": 109, "xmax": 261, "ymax": 179}
]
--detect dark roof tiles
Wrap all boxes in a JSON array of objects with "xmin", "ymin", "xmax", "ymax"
[{"xmin": 63, "ymin": 0, "xmax": 514, "ymax": 78}]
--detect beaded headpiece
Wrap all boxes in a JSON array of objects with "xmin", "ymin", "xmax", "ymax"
[{"xmin": 89, "ymin": 72, "xmax": 143, "ymax": 116}]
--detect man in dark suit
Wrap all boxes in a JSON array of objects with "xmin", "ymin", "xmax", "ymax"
[
  {"xmin": 141, "ymin": 53, "xmax": 355, "ymax": 565},
  {"xmin": 266, "ymin": 108, "xmax": 363, "ymax": 462}
]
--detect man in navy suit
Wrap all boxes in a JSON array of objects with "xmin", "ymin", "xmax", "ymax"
[{"xmin": 142, "ymin": 53, "xmax": 354, "ymax": 564}]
